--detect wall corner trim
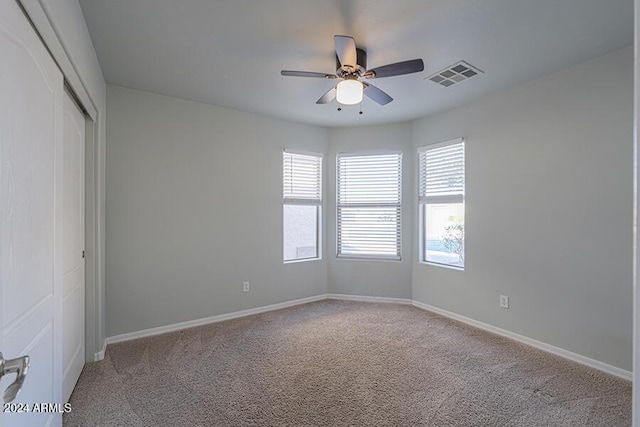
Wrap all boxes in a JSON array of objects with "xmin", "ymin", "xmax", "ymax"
[
  {"xmin": 93, "ymin": 340, "xmax": 107, "ymax": 362},
  {"xmin": 411, "ymin": 300, "xmax": 632, "ymax": 381}
]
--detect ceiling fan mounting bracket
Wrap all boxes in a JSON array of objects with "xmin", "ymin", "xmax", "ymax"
[{"xmin": 336, "ymin": 48, "xmax": 367, "ymax": 76}]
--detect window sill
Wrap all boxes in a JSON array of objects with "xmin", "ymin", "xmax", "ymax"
[
  {"xmin": 284, "ymin": 257, "xmax": 322, "ymax": 265},
  {"xmin": 420, "ymin": 261, "xmax": 464, "ymax": 271},
  {"xmin": 337, "ymin": 255, "xmax": 402, "ymax": 262}
]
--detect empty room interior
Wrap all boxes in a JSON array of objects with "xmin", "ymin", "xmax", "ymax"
[{"xmin": 2, "ymin": 0, "xmax": 640, "ymax": 426}]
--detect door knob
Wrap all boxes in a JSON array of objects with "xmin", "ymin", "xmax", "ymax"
[{"xmin": 0, "ymin": 352, "xmax": 30, "ymax": 403}]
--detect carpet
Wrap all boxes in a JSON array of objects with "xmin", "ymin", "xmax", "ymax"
[{"xmin": 64, "ymin": 300, "xmax": 631, "ymax": 426}]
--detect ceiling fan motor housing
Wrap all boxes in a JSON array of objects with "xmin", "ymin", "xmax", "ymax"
[{"xmin": 336, "ymin": 48, "xmax": 367, "ymax": 75}]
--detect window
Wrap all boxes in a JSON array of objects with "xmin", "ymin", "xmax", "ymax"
[
  {"xmin": 337, "ymin": 153, "xmax": 402, "ymax": 260},
  {"xmin": 283, "ymin": 150, "xmax": 322, "ymax": 262},
  {"xmin": 419, "ymin": 138, "xmax": 465, "ymax": 268}
]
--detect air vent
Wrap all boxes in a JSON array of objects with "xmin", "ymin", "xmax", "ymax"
[{"xmin": 426, "ymin": 61, "xmax": 483, "ymax": 87}]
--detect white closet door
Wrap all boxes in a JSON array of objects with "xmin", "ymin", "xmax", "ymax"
[
  {"xmin": 0, "ymin": 0, "xmax": 64, "ymax": 426},
  {"xmin": 62, "ymin": 90, "xmax": 85, "ymax": 404}
]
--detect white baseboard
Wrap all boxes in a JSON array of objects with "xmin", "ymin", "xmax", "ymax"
[
  {"xmin": 101, "ymin": 292, "xmax": 630, "ymax": 381},
  {"xmin": 94, "ymin": 340, "xmax": 107, "ymax": 362},
  {"xmin": 106, "ymin": 294, "xmax": 327, "ymax": 345},
  {"xmin": 327, "ymin": 293, "xmax": 412, "ymax": 305},
  {"xmin": 411, "ymin": 300, "xmax": 632, "ymax": 381}
]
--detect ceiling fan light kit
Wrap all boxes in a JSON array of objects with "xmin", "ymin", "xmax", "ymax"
[
  {"xmin": 281, "ymin": 35, "xmax": 424, "ymax": 110},
  {"xmin": 336, "ymin": 79, "xmax": 363, "ymax": 105}
]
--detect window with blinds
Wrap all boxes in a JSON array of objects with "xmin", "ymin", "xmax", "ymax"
[
  {"xmin": 418, "ymin": 138, "xmax": 465, "ymax": 268},
  {"xmin": 283, "ymin": 150, "xmax": 322, "ymax": 262},
  {"xmin": 337, "ymin": 153, "xmax": 402, "ymax": 260}
]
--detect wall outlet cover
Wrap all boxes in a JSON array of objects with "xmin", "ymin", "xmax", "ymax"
[{"xmin": 499, "ymin": 295, "xmax": 509, "ymax": 309}]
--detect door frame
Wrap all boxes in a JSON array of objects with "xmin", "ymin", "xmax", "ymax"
[
  {"xmin": 17, "ymin": 0, "xmax": 106, "ymax": 363},
  {"xmin": 634, "ymin": 1, "xmax": 639, "ymax": 425}
]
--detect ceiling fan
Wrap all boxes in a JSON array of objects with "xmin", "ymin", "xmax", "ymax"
[{"xmin": 281, "ymin": 35, "xmax": 424, "ymax": 108}]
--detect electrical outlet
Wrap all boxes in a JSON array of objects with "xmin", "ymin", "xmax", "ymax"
[
  {"xmin": 243, "ymin": 281, "xmax": 250, "ymax": 292},
  {"xmin": 499, "ymin": 295, "xmax": 509, "ymax": 309}
]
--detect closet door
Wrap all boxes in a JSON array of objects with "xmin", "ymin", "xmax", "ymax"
[
  {"xmin": 62, "ymin": 90, "xmax": 85, "ymax": 404},
  {"xmin": 0, "ymin": 0, "xmax": 64, "ymax": 425}
]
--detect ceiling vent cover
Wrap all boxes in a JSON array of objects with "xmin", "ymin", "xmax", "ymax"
[{"xmin": 427, "ymin": 61, "xmax": 483, "ymax": 87}]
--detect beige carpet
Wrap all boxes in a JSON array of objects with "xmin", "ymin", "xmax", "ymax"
[{"xmin": 64, "ymin": 301, "xmax": 631, "ymax": 426}]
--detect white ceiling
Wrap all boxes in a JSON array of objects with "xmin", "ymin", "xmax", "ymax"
[{"xmin": 79, "ymin": 0, "xmax": 633, "ymax": 128}]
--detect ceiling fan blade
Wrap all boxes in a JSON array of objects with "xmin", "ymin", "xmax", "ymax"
[
  {"xmin": 316, "ymin": 86, "xmax": 337, "ymax": 104},
  {"xmin": 363, "ymin": 83, "xmax": 393, "ymax": 105},
  {"xmin": 281, "ymin": 70, "xmax": 337, "ymax": 78},
  {"xmin": 365, "ymin": 59, "xmax": 424, "ymax": 78},
  {"xmin": 334, "ymin": 35, "xmax": 357, "ymax": 69}
]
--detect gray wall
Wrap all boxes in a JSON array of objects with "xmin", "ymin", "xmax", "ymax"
[
  {"xmin": 106, "ymin": 86, "xmax": 328, "ymax": 336},
  {"xmin": 327, "ymin": 124, "xmax": 414, "ymax": 299},
  {"xmin": 412, "ymin": 47, "xmax": 633, "ymax": 370}
]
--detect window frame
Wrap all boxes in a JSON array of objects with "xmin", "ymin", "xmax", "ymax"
[
  {"xmin": 336, "ymin": 151, "xmax": 403, "ymax": 261},
  {"xmin": 418, "ymin": 138, "xmax": 465, "ymax": 270},
  {"xmin": 283, "ymin": 148, "xmax": 323, "ymax": 263}
]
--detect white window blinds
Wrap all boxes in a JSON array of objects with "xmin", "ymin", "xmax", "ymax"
[
  {"xmin": 337, "ymin": 153, "xmax": 402, "ymax": 259},
  {"xmin": 419, "ymin": 138, "xmax": 465, "ymax": 203},
  {"xmin": 283, "ymin": 150, "xmax": 322, "ymax": 205}
]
